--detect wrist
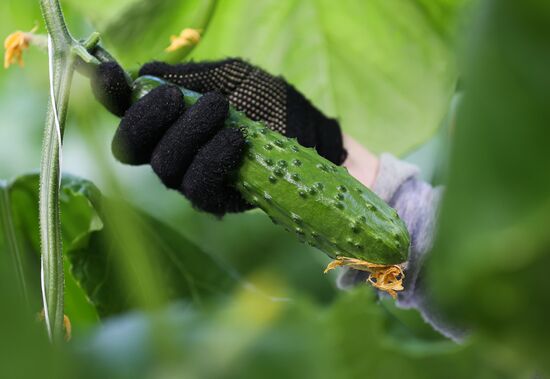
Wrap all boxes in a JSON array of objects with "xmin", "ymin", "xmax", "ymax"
[{"xmin": 342, "ymin": 133, "xmax": 379, "ymax": 188}]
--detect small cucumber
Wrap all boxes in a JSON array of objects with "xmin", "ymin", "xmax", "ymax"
[{"xmin": 132, "ymin": 76, "xmax": 410, "ymax": 265}]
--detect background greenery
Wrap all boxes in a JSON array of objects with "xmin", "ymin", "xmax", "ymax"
[{"xmin": 1, "ymin": 0, "xmax": 548, "ymax": 378}]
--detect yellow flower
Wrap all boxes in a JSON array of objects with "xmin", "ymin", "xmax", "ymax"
[
  {"xmin": 165, "ymin": 28, "xmax": 201, "ymax": 52},
  {"xmin": 4, "ymin": 26, "xmax": 37, "ymax": 69}
]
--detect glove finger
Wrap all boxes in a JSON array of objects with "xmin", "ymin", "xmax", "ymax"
[
  {"xmin": 181, "ymin": 127, "xmax": 252, "ymax": 216},
  {"xmin": 91, "ymin": 61, "xmax": 132, "ymax": 117},
  {"xmin": 112, "ymin": 84, "xmax": 184, "ymax": 165},
  {"xmin": 151, "ymin": 92, "xmax": 229, "ymax": 189}
]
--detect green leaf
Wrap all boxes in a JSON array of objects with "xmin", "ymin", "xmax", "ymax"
[
  {"xmin": 427, "ymin": 0, "xmax": 550, "ymax": 374},
  {"xmin": 0, "ymin": 173, "xmax": 240, "ymax": 326},
  {"xmin": 68, "ymin": 197, "xmax": 240, "ymax": 317},
  {"xmin": 61, "ymin": 0, "xmax": 142, "ymax": 27},
  {"xmin": 0, "ymin": 174, "xmax": 103, "ymax": 328},
  {"xmin": 190, "ymin": 0, "xmax": 464, "ymax": 154},
  {"xmin": 97, "ymin": 0, "xmax": 218, "ymax": 67},
  {"xmin": 68, "ymin": 0, "xmax": 463, "ymax": 154}
]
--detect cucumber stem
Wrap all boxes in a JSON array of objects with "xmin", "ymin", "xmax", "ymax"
[{"xmin": 37, "ymin": 0, "xmax": 101, "ymax": 343}]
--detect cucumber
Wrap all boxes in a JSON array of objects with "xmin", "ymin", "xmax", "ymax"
[{"xmin": 132, "ymin": 76, "xmax": 410, "ymax": 265}]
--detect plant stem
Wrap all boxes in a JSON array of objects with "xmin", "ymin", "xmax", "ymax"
[
  {"xmin": 38, "ymin": 0, "xmax": 99, "ymax": 342},
  {"xmin": 39, "ymin": 58, "xmax": 73, "ymax": 342},
  {"xmin": 40, "ymin": 0, "xmax": 72, "ymax": 48}
]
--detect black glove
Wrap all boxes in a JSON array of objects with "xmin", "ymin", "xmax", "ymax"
[{"xmin": 91, "ymin": 59, "xmax": 346, "ymax": 216}]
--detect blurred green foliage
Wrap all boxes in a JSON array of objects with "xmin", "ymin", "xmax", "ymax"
[
  {"xmin": 63, "ymin": 0, "xmax": 464, "ymax": 155},
  {"xmin": 73, "ymin": 290, "xmax": 507, "ymax": 379},
  {"xmin": 427, "ymin": 0, "xmax": 550, "ymax": 374},
  {"xmin": 0, "ymin": 174, "xmax": 240, "ymax": 324},
  {"xmin": 1, "ymin": 0, "xmax": 548, "ymax": 378}
]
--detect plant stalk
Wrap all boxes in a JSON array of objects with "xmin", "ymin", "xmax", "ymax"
[
  {"xmin": 40, "ymin": 0, "xmax": 72, "ymax": 47},
  {"xmin": 39, "ymin": 58, "xmax": 74, "ymax": 342},
  {"xmin": 38, "ymin": 0, "xmax": 98, "ymax": 342}
]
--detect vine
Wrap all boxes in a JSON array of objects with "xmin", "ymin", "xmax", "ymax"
[{"xmin": 38, "ymin": 0, "xmax": 100, "ymax": 342}]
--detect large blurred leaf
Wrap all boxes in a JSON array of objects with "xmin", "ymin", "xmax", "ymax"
[
  {"xmin": 69, "ymin": 196, "xmax": 240, "ymax": 317},
  {"xmin": 71, "ymin": 0, "xmax": 218, "ymax": 67},
  {"xmin": 69, "ymin": 0, "xmax": 464, "ymax": 154},
  {"xmin": 61, "ymin": 0, "xmax": 142, "ymax": 27},
  {"xmin": 189, "ymin": 0, "xmax": 464, "ymax": 154},
  {"xmin": 0, "ymin": 174, "xmax": 102, "ymax": 328},
  {"xmin": 0, "ymin": 173, "xmax": 240, "ymax": 327},
  {"xmin": 427, "ymin": 0, "xmax": 550, "ymax": 374}
]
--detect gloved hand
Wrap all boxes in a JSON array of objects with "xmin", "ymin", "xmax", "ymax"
[{"xmin": 91, "ymin": 58, "xmax": 346, "ymax": 215}]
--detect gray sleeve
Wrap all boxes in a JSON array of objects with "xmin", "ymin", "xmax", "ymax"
[{"xmin": 337, "ymin": 153, "xmax": 467, "ymax": 342}]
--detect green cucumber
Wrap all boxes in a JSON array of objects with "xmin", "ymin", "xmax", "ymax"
[{"xmin": 132, "ymin": 76, "xmax": 410, "ymax": 265}]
